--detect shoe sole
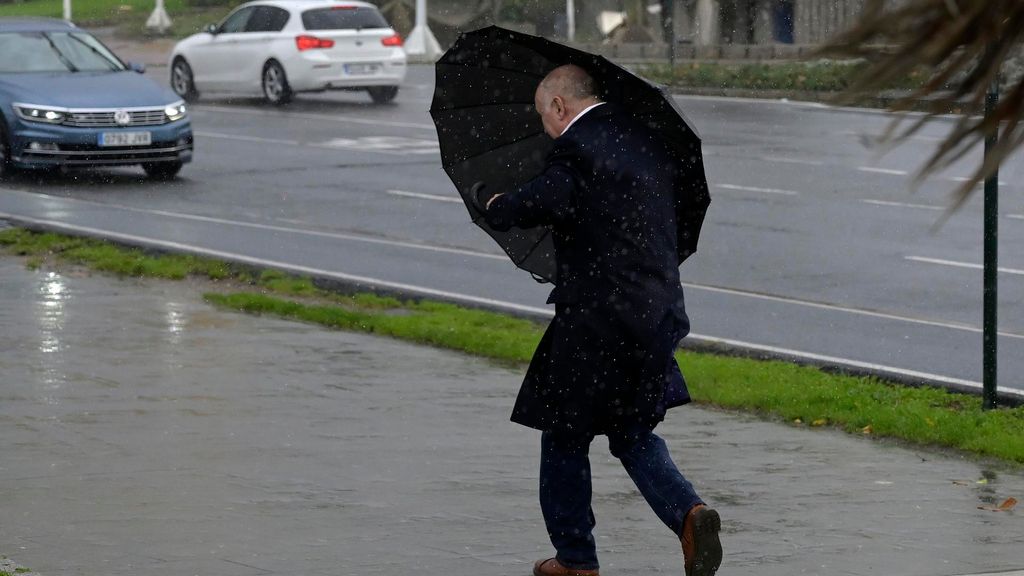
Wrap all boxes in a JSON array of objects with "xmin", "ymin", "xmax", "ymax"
[{"xmin": 689, "ymin": 508, "xmax": 722, "ymax": 576}]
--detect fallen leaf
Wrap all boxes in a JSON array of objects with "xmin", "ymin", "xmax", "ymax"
[
  {"xmin": 952, "ymin": 480, "xmax": 970, "ymax": 486},
  {"xmin": 793, "ymin": 418, "xmax": 803, "ymax": 425},
  {"xmin": 811, "ymin": 418, "xmax": 828, "ymax": 427},
  {"xmin": 978, "ymin": 497, "xmax": 1018, "ymax": 512},
  {"xmin": 925, "ymin": 417, "xmax": 936, "ymax": 427},
  {"xmin": 862, "ymin": 425, "xmax": 873, "ymax": 435},
  {"xmin": 977, "ymin": 478, "xmax": 989, "ymax": 485}
]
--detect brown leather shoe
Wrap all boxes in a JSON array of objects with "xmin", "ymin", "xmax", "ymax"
[
  {"xmin": 681, "ymin": 505, "xmax": 722, "ymax": 576},
  {"xmin": 532, "ymin": 557, "xmax": 600, "ymax": 576}
]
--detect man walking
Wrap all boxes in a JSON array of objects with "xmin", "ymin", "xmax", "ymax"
[{"xmin": 477, "ymin": 64, "xmax": 722, "ymax": 576}]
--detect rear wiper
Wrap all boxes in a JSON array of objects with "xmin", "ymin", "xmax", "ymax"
[{"xmin": 41, "ymin": 33, "xmax": 78, "ymax": 72}]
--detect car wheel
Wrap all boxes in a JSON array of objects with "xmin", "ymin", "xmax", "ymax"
[
  {"xmin": 262, "ymin": 61, "xmax": 293, "ymax": 106},
  {"xmin": 368, "ymin": 86, "xmax": 399, "ymax": 104},
  {"xmin": 171, "ymin": 58, "xmax": 199, "ymax": 103},
  {"xmin": 142, "ymin": 161, "xmax": 182, "ymax": 180}
]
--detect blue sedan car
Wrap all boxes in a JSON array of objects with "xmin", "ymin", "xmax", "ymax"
[{"xmin": 0, "ymin": 18, "xmax": 193, "ymax": 179}]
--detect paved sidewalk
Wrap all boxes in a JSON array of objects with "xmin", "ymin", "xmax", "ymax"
[{"xmin": 0, "ymin": 256, "xmax": 1022, "ymax": 576}]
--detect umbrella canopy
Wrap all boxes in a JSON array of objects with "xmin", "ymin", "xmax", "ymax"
[{"xmin": 429, "ymin": 25, "xmax": 710, "ymax": 284}]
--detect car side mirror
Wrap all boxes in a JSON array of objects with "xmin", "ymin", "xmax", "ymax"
[
  {"xmin": 127, "ymin": 61, "xmax": 146, "ymax": 74},
  {"xmin": 205, "ymin": 23, "xmax": 219, "ymax": 35}
]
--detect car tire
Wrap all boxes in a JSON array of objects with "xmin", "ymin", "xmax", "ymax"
[
  {"xmin": 368, "ymin": 86, "xmax": 399, "ymax": 104},
  {"xmin": 262, "ymin": 60, "xmax": 293, "ymax": 106},
  {"xmin": 171, "ymin": 57, "xmax": 200, "ymax": 103},
  {"xmin": 142, "ymin": 161, "xmax": 183, "ymax": 180}
]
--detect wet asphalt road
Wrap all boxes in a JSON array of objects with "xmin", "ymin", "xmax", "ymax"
[
  {"xmin": 0, "ymin": 65, "xmax": 1022, "ymax": 393},
  {"xmin": 2, "ymin": 257, "xmax": 1023, "ymax": 576}
]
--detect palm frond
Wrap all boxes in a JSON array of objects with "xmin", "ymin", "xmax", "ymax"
[{"xmin": 816, "ymin": 0, "xmax": 1024, "ymax": 212}]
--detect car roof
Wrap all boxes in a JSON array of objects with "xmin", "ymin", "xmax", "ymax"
[
  {"xmin": 243, "ymin": 0, "xmax": 380, "ymax": 12},
  {"xmin": 0, "ymin": 17, "xmax": 79, "ymax": 33}
]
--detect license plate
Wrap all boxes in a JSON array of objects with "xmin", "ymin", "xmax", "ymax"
[
  {"xmin": 344, "ymin": 63, "xmax": 380, "ymax": 75},
  {"xmin": 99, "ymin": 131, "xmax": 151, "ymax": 147}
]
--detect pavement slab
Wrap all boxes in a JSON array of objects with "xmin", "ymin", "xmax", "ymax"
[{"xmin": 0, "ymin": 257, "xmax": 1022, "ymax": 576}]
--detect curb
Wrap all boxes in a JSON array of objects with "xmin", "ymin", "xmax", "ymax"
[{"xmin": 2, "ymin": 216, "xmax": 1022, "ymax": 408}]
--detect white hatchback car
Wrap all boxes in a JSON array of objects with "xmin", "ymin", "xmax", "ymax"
[{"xmin": 169, "ymin": 0, "xmax": 406, "ymax": 105}]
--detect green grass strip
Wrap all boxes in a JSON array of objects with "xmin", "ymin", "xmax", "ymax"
[{"xmin": 4, "ymin": 227, "xmax": 1024, "ymax": 463}]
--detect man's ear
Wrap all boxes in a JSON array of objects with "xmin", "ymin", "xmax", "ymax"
[{"xmin": 552, "ymin": 95, "xmax": 567, "ymax": 119}]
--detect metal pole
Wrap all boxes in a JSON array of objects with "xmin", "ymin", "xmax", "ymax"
[
  {"xmin": 63, "ymin": 0, "xmax": 71, "ymax": 20},
  {"xmin": 567, "ymin": 0, "xmax": 575, "ymax": 42},
  {"xmin": 982, "ymin": 75, "xmax": 999, "ymax": 410},
  {"xmin": 664, "ymin": 0, "xmax": 675, "ymax": 66}
]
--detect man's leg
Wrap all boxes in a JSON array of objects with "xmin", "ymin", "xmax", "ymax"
[
  {"xmin": 609, "ymin": 426, "xmax": 721, "ymax": 576},
  {"xmin": 539, "ymin": 430, "xmax": 600, "ymax": 571}
]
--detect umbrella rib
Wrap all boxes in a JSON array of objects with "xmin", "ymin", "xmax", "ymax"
[
  {"xmin": 512, "ymin": 226, "xmax": 552, "ymax": 268},
  {"xmin": 446, "ymin": 129, "xmax": 546, "ymax": 164},
  {"xmin": 431, "ymin": 100, "xmax": 536, "ymax": 113}
]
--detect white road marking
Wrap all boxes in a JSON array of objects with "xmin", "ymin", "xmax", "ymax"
[
  {"xmin": 906, "ymin": 256, "xmax": 1024, "ymax": 276},
  {"xmin": 715, "ymin": 183, "xmax": 799, "ymax": 196},
  {"xmin": 193, "ymin": 104, "xmax": 436, "ymax": 130},
  {"xmin": 387, "ymin": 190, "xmax": 462, "ymax": 203},
  {"xmin": 683, "ymin": 282, "xmax": 1024, "ymax": 340},
  {"xmin": 861, "ymin": 199, "xmax": 943, "ymax": 211},
  {"xmin": 858, "ymin": 166, "xmax": 909, "ymax": 176},
  {"xmin": 1009, "ymin": 214, "xmax": 1024, "ymax": 220},
  {"xmin": 686, "ymin": 333, "xmax": 1024, "ymax": 400},
  {"xmin": 323, "ymin": 136, "xmax": 439, "ymax": 155},
  {"xmin": 946, "ymin": 175, "xmax": 1008, "ymax": 186},
  {"xmin": 761, "ymin": 156, "xmax": 823, "ymax": 166},
  {"xmin": 4, "ymin": 207, "xmax": 1021, "ymax": 399},
  {"xmin": 194, "ymin": 131, "xmax": 300, "ymax": 146}
]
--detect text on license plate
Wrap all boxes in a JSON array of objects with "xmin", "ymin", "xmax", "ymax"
[
  {"xmin": 99, "ymin": 131, "xmax": 151, "ymax": 147},
  {"xmin": 344, "ymin": 63, "xmax": 380, "ymax": 75}
]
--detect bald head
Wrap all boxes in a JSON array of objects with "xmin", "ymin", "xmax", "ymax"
[{"xmin": 534, "ymin": 64, "xmax": 602, "ymax": 138}]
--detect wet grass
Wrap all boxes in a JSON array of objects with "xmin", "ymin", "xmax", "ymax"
[
  {"xmin": 0, "ymin": 0, "xmax": 240, "ymax": 39},
  {"xmin": 3, "ymin": 227, "xmax": 1024, "ymax": 464}
]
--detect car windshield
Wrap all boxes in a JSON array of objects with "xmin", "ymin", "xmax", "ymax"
[
  {"xmin": 0, "ymin": 31, "xmax": 126, "ymax": 73},
  {"xmin": 301, "ymin": 7, "xmax": 388, "ymax": 31}
]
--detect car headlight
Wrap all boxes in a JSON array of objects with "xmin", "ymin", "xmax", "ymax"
[
  {"xmin": 164, "ymin": 102, "xmax": 187, "ymax": 121},
  {"xmin": 14, "ymin": 104, "xmax": 67, "ymax": 124}
]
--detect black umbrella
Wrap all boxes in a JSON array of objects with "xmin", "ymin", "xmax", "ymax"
[{"xmin": 429, "ymin": 25, "xmax": 710, "ymax": 284}]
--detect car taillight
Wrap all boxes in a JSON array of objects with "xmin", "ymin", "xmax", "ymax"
[
  {"xmin": 296, "ymin": 35, "xmax": 335, "ymax": 51},
  {"xmin": 381, "ymin": 34, "xmax": 403, "ymax": 47}
]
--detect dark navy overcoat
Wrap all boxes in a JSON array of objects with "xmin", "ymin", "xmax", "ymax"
[{"xmin": 485, "ymin": 104, "xmax": 693, "ymax": 435}]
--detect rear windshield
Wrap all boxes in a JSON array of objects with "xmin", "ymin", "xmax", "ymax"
[
  {"xmin": 301, "ymin": 7, "xmax": 389, "ymax": 31},
  {"xmin": 0, "ymin": 31, "xmax": 125, "ymax": 73}
]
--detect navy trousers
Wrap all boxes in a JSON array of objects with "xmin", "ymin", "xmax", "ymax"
[{"xmin": 539, "ymin": 425, "xmax": 704, "ymax": 570}]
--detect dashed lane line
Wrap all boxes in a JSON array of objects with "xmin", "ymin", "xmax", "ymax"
[
  {"xmin": 861, "ymin": 199, "xmax": 944, "ymax": 211},
  {"xmin": 906, "ymin": 256, "xmax": 1024, "ymax": 276},
  {"xmin": 858, "ymin": 166, "xmax": 909, "ymax": 176},
  {"xmin": 760, "ymin": 156, "xmax": 824, "ymax": 166},
  {"xmin": 715, "ymin": 183, "xmax": 799, "ymax": 196},
  {"xmin": 386, "ymin": 190, "xmax": 462, "ymax": 203}
]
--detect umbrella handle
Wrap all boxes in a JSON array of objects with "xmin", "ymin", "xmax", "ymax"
[{"xmin": 469, "ymin": 181, "xmax": 493, "ymax": 213}]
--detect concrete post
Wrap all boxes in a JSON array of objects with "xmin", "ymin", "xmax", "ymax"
[
  {"xmin": 405, "ymin": 0, "xmax": 442, "ymax": 61},
  {"xmin": 145, "ymin": 0, "xmax": 173, "ymax": 34},
  {"xmin": 695, "ymin": 0, "xmax": 718, "ymax": 45},
  {"xmin": 63, "ymin": 0, "xmax": 71, "ymax": 20}
]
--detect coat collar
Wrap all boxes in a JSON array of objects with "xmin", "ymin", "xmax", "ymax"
[{"xmin": 560, "ymin": 101, "xmax": 618, "ymax": 137}]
